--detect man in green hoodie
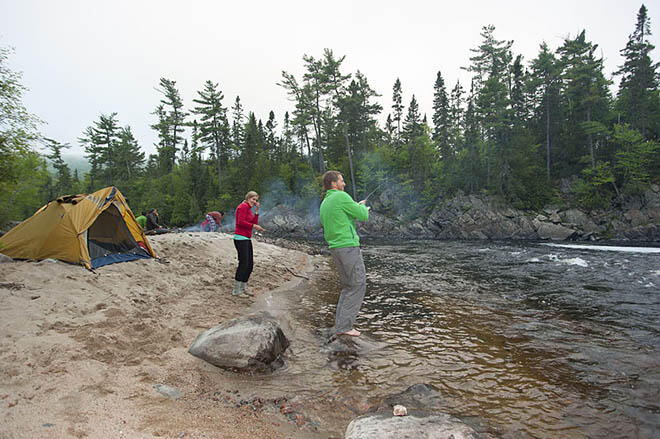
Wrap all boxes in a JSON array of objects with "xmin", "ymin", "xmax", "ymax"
[{"xmin": 320, "ymin": 170, "xmax": 370, "ymax": 337}]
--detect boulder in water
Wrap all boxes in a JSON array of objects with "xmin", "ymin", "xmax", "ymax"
[{"xmin": 345, "ymin": 412, "xmax": 489, "ymax": 439}]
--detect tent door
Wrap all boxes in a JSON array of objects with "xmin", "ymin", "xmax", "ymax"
[{"xmin": 87, "ymin": 204, "xmax": 151, "ymax": 268}]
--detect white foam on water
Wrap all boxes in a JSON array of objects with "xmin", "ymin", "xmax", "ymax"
[
  {"xmin": 545, "ymin": 254, "xmax": 589, "ymax": 267},
  {"xmin": 543, "ymin": 243, "xmax": 660, "ymax": 254},
  {"xmin": 652, "ymin": 271, "xmax": 660, "ymax": 276}
]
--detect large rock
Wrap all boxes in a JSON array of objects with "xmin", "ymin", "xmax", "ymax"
[
  {"xmin": 0, "ymin": 253, "xmax": 12, "ymax": 263},
  {"xmin": 345, "ymin": 412, "xmax": 489, "ymax": 439},
  {"xmin": 188, "ymin": 313, "xmax": 289, "ymax": 371},
  {"xmin": 624, "ymin": 209, "xmax": 648, "ymax": 227},
  {"xmin": 534, "ymin": 220, "xmax": 576, "ymax": 240},
  {"xmin": 260, "ymin": 205, "xmax": 321, "ymax": 237},
  {"xmin": 645, "ymin": 185, "xmax": 660, "ymax": 208}
]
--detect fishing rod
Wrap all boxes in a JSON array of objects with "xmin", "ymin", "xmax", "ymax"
[{"xmin": 363, "ymin": 183, "xmax": 383, "ymax": 201}]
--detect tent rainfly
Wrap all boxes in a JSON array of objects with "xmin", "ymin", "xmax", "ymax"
[{"xmin": 0, "ymin": 187, "xmax": 156, "ymax": 269}]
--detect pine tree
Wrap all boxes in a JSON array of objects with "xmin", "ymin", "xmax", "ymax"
[
  {"xmin": 265, "ymin": 110, "xmax": 279, "ymax": 160},
  {"xmin": 448, "ymin": 80, "xmax": 465, "ymax": 149},
  {"xmin": 614, "ymin": 4, "xmax": 659, "ymax": 139},
  {"xmin": 153, "ymin": 78, "xmax": 187, "ymax": 171},
  {"xmin": 115, "ymin": 126, "xmax": 144, "ymax": 183},
  {"xmin": 402, "ymin": 95, "xmax": 423, "ymax": 145},
  {"xmin": 43, "ymin": 137, "xmax": 72, "ymax": 195},
  {"xmin": 557, "ymin": 30, "xmax": 612, "ymax": 171},
  {"xmin": 432, "ymin": 70, "xmax": 451, "ymax": 160},
  {"xmin": 192, "ymin": 80, "xmax": 230, "ymax": 184},
  {"xmin": 528, "ymin": 42, "xmax": 562, "ymax": 180},
  {"xmin": 78, "ymin": 125, "xmax": 103, "ymax": 190},
  {"xmin": 392, "ymin": 78, "xmax": 404, "ymax": 148},
  {"xmin": 231, "ymin": 96, "xmax": 245, "ymax": 155}
]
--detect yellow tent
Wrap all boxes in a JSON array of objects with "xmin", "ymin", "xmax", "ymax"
[{"xmin": 0, "ymin": 187, "xmax": 156, "ymax": 269}]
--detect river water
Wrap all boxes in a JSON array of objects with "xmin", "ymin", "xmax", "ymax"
[{"xmin": 249, "ymin": 240, "xmax": 659, "ymax": 438}]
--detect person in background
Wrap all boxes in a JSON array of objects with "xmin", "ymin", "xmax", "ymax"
[
  {"xmin": 145, "ymin": 208, "xmax": 165, "ymax": 234},
  {"xmin": 200, "ymin": 211, "xmax": 224, "ymax": 232},
  {"xmin": 319, "ymin": 170, "xmax": 370, "ymax": 337},
  {"xmin": 136, "ymin": 211, "xmax": 147, "ymax": 230},
  {"xmin": 232, "ymin": 191, "xmax": 264, "ymax": 295}
]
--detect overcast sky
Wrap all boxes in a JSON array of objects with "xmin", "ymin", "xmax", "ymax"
[{"xmin": 2, "ymin": 0, "xmax": 658, "ymax": 157}]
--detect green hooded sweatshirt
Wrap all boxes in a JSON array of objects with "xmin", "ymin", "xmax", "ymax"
[{"xmin": 319, "ymin": 189, "xmax": 369, "ymax": 249}]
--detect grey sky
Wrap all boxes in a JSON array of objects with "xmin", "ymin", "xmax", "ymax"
[{"xmin": 2, "ymin": 0, "xmax": 658, "ymax": 157}]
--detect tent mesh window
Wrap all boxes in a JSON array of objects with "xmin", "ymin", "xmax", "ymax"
[{"xmin": 87, "ymin": 204, "xmax": 143, "ymax": 261}]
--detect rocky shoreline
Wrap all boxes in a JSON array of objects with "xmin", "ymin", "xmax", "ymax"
[{"xmin": 260, "ymin": 184, "xmax": 660, "ymax": 243}]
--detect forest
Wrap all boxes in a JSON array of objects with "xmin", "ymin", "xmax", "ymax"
[{"xmin": 1, "ymin": 5, "xmax": 659, "ymax": 227}]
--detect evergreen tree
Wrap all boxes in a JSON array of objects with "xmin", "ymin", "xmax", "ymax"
[
  {"xmin": 43, "ymin": 137, "xmax": 72, "ymax": 196},
  {"xmin": 392, "ymin": 78, "xmax": 404, "ymax": 147},
  {"xmin": 79, "ymin": 125, "xmax": 103, "ymax": 189},
  {"xmin": 265, "ymin": 110, "xmax": 278, "ymax": 160},
  {"xmin": 192, "ymin": 80, "xmax": 230, "ymax": 184},
  {"xmin": 466, "ymin": 25, "xmax": 513, "ymax": 188},
  {"xmin": 115, "ymin": 126, "xmax": 144, "ymax": 183},
  {"xmin": 402, "ymin": 95, "xmax": 423, "ymax": 144},
  {"xmin": 153, "ymin": 78, "xmax": 187, "ymax": 171},
  {"xmin": 93, "ymin": 113, "xmax": 122, "ymax": 186},
  {"xmin": 557, "ymin": 30, "xmax": 612, "ymax": 172},
  {"xmin": 448, "ymin": 80, "xmax": 465, "ymax": 149},
  {"xmin": 528, "ymin": 42, "xmax": 562, "ymax": 180},
  {"xmin": 231, "ymin": 96, "xmax": 245, "ymax": 155},
  {"xmin": 432, "ymin": 70, "xmax": 451, "ymax": 160},
  {"xmin": 150, "ymin": 104, "xmax": 172, "ymax": 174},
  {"xmin": 614, "ymin": 4, "xmax": 659, "ymax": 139}
]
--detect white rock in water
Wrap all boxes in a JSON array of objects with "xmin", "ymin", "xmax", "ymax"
[{"xmin": 392, "ymin": 405, "xmax": 407, "ymax": 416}]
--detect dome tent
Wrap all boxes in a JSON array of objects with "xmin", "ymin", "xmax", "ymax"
[{"xmin": 0, "ymin": 187, "xmax": 156, "ymax": 269}]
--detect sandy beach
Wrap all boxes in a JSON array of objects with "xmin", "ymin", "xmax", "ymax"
[{"xmin": 0, "ymin": 232, "xmax": 338, "ymax": 439}]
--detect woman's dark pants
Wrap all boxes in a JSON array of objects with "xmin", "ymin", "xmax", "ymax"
[{"xmin": 234, "ymin": 239, "xmax": 253, "ymax": 282}]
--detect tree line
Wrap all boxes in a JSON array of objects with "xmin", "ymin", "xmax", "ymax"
[{"xmin": 1, "ymin": 5, "xmax": 659, "ymax": 227}]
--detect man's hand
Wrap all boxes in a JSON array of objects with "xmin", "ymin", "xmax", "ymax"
[{"xmin": 358, "ymin": 199, "xmax": 367, "ymax": 205}]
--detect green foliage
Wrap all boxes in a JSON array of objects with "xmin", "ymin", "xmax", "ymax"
[
  {"xmin": 0, "ymin": 45, "xmax": 46, "ymax": 224},
  {"xmin": 613, "ymin": 124, "xmax": 659, "ymax": 195},
  {"xmin": 574, "ymin": 161, "xmax": 616, "ymax": 209}
]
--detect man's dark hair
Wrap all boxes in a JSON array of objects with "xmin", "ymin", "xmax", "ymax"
[{"xmin": 218, "ymin": 211, "xmax": 224, "ymax": 216}]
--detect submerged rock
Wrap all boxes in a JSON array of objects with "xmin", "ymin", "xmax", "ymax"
[
  {"xmin": 188, "ymin": 313, "xmax": 289, "ymax": 371},
  {"xmin": 345, "ymin": 412, "xmax": 489, "ymax": 439}
]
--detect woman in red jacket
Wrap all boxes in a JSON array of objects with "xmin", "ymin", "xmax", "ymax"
[{"xmin": 233, "ymin": 191, "xmax": 264, "ymax": 295}]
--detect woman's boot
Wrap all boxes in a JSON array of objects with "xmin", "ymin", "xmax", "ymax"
[{"xmin": 232, "ymin": 279, "xmax": 242, "ymax": 295}]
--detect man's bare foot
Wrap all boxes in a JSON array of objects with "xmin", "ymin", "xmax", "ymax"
[{"xmin": 337, "ymin": 329, "xmax": 361, "ymax": 337}]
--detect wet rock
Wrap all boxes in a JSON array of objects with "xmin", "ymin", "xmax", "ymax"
[
  {"xmin": 345, "ymin": 412, "xmax": 488, "ymax": 439},
  {"xmin": 189, "ymin": 313, "xmax": 289, "ymax": 371}
]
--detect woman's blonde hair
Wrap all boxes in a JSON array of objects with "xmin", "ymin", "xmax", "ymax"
[{"xmin": 245, "ymin": 191, "xmax": 259, "ymax": 201}]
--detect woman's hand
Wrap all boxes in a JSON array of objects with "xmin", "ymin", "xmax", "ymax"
[
  {"xmin": 254, "ymin": 201, "xmax": 260, "ymax": 213},
  {"xmin": 253, "ymin": 224, "xmax": 265, "ymax": 232}
]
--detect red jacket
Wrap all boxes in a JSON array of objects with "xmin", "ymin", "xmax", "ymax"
[{"xmin": 234, "ymin": 202, "xmax": 259, "ymax": 238}]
